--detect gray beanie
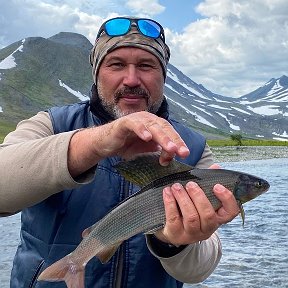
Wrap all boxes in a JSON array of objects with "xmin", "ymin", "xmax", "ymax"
[{"xmin": 89, "ymin": 25, "xmax": 170, "ymax": 84}]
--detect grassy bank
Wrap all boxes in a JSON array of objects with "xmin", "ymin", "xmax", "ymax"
[
  {"xmin": 207, "ymin": 139, "xmax": 288, "ymax": 147},
  {"xmin": 1, "ymin": 123, "xmax": 288, "ymax": 147},
  {"xmin": 0, "ymin": 122, "xmax": 16, "ymax": 143}
]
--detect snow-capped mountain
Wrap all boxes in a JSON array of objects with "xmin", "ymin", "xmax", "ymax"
[
  {"xmin": 0, "ymin": 32, "xmax": 287, "ymax": 140},
  {"xmin": 164, "ymin": 65, "xmax": 288, "ymax": 140}
]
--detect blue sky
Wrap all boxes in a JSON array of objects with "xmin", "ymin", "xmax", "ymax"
[
  {"xmin": 156, "ymin": 0, "xmax": 203, "ymax": 32},
  {"xmin": 0, "ymin": 0, "xmax": 287, "ymax": 97}
]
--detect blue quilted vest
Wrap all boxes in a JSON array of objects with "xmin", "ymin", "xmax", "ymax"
[{"xmin": 10, "ymin": 100, "xmax": 206, "ymax": 288}]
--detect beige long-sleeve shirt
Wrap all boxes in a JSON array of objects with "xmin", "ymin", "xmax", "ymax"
[{"xmin": 0, "ymin": 111, "xmax": 221, "ymax": 284}]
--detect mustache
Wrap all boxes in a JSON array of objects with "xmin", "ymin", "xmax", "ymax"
[{"xmin": 115, "ymin": 87, "xmax": 149, "ymax": 100}]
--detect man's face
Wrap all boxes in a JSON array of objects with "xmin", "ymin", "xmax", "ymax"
[{"xmin": 97, "ymin": 47, "xmax": 165, "ymax": 118}]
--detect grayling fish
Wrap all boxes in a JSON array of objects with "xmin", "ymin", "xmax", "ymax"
[{"xmin": 38, "ymin": 153, "xmax": 270, "ymax": 288}]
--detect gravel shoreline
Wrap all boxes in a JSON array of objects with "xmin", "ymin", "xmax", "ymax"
[{"xmin": 211, "ymin": 146, "xmax": 288, "ymax": 162}]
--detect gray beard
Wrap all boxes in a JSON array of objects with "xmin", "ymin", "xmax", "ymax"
[
  {"xmin": 99, "ymin": 97, "xmax": 163, "ymax": 119},
  {"xmin": 97, "ymin": 86, "xmax": 163, "ymax": 119}
]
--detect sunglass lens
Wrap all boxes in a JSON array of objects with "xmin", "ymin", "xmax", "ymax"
[
  {"xmin": 138, "ymin": 19, "xmax": 161, "ymax": 38},
  {"xmin": 105, "ymin": 18, "xmax": 130, "ymax": 36}
]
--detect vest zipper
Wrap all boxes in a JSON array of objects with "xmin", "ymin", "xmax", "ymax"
[
  {"xmin": 113, "ymin": 180, "xmax": 130, "ymax": 288},
  {"xmin": 29, "ymin": 259, "xmax": 45, "ymax": 288}
]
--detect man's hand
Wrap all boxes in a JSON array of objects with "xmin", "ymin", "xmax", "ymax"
[
  {"xmin": 154, "ymin": 171, "xmax": 240, "ymax": 246},
  {"xmin": 68, "ymin": 111, "xmax": 189, "ymax": 177},
  {"xmin": 95, "ymin": 111, "xmax": 189, "ymax": 163}
]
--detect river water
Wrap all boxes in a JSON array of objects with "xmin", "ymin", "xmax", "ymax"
[{"xmin": 0, "ymin": 158, "xmax": 287, "ymax": 287}]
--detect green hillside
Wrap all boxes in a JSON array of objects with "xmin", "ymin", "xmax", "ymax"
[{"xmin": 0, "ymin": 33, "xmax": 93, "ymax": 127}]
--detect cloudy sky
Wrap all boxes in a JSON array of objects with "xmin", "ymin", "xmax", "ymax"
[{"xmin": 1, "ymin": 0, "xmax": 287, "ymax": 97}]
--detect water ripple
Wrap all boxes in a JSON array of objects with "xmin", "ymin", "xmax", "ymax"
[
  {"xmin": 185, "ymin": 158, "xmax": 288, "ymax": 288},
  {"xmin": 0, "ymin": 159, "xmax": 287, "ymax": 287}
]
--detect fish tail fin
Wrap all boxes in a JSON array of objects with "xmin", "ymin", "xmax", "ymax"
[{"xmin": 37, "ymin": 254, "xmax": 85, "ymax": 288}]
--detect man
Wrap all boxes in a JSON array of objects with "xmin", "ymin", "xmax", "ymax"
[{"xmin": 0, "ymin": 17, "xmax": 239, "ymax": 287}]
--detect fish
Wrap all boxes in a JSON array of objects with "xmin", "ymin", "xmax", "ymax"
[{"xmin": 37, "ymin": 153, "xmax": 270, "ymax": 288}]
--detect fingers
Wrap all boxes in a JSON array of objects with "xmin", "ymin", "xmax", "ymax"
[
  {"xmin": 158, "ymin": 181, "xmax": 240, "ymax": 246},
  {"xmin": 117, "ymin": 112, "xmax": 190, "ymax": 163},
  {"xmin": 154, "ymin": 187, "xmax": 184, "ymax": 244},
  {"xmin": 209, "ymin": 163, "xmax": 221, "ymax": 169},
  {"xmin": 213, "ymin": 184, "xmax": 240, "ymax": 224},
  {"xmin": 159, "ymin": 182, "xmax": 218, "ymax": 245},
  {"xmin": 170, "ymin": 183, "xmax": 201, "ymax": 233},
  {"xmin": 144, "ymin": 119, "xmax": 189, "ymax": 160},
  {"xmin": 184, "ymin": 182, "xmax": 218, "ymax": 233}
]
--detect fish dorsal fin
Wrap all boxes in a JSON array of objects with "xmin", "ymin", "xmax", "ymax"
[{"xmin": 114, "ymin": 153, "xmax": 193, "ymax": 187}]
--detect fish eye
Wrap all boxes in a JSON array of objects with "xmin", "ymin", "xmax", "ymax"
[{"xmin": 255, "ymin": 180, "xmax": 263, "ymax": 188}]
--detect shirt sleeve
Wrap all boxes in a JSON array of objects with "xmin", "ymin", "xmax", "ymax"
[
  {"xmin": 195, "ymin": 143, "xmax": 214, "ymax": 168},
  {"xmin": 0, "ymin": 111, "xmax": 95, "ymax": 215},
  {"xmin": 146, "ymin": 232, "xmax": 222, "ymax": 283}
]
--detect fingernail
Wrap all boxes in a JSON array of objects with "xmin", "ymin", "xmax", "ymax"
[
  {"xmin": 214, "ymin": 184, "xmax": 225, "ymax": 192},
  {"xmin": 160, "ymin": 160, "xmax": 170, "ymax": 166},
  {"xmin": 142, "ymin": 130, "xmax": 151, "ymax": 139},
  {"xmin": 186, "ymin": 181, "xmax": 198, "ymax": 189},
  {"xmin": 164, "ymin": 187, "xmax": 172, "ymax": 197},
  {"xmin": 167, "ymin": 141, "xmax": 177, "ymax": 150},
  {"xmin": 156, "ymin": 145, "xmax": 162, "ymax": 151},
  {"xmin": 172, "ymin": 183, "xmax": 182, "ymax": 191},
  {"xmin": 179, "ymin": 146, "xmax": 189, "ymax": 154}
]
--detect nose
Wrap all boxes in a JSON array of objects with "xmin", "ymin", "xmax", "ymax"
[{"xmin": 123, "ymin": 65, "xmax": 141, "ymax": 87}]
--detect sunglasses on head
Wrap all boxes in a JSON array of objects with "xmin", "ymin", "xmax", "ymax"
[{"xmin": 96, "ymin": 17, "xmax": 166, "ymax": 42}]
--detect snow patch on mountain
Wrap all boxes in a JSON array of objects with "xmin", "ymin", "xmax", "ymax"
[
  {"xmin": 229, "ymin": 123, "xmax": 241, "ymax": 131},
  {"xmin": 0, "ymin": 39, "xmax": 25, "ymax": 69},
  {"xmin": 272, "ymin": 130, "xmax": 288, "ymax": 140},
  {"xmin": 167, "ymin": 69, "xmax": 210, "ymax": 100},
  {"xmin": 247, "ymin": 105, "xmax": 284, "ymax": 116},
  {"xmin": 272, "ymin": 91, "xmax": 288, "ymax": 102},
  {"xmin": 215, "ymin": 111, "xmax": 240, "ymax": 131},
  {"xmin": 231, "ymin": 106, "xmax": 251, "ymax": 115},
  {"xmin": 166, "ymin": 96, "xmax": 217, "ymax": 128},
  {"xmin": 166, "ymin": 70, "xmax": 287, "ymax": 138},
  {"xmin": 165, "ymin": 83, "xmax": 180, "ymax": 95},
  {"xmin": 193, "ymin": 99, "xmax": 206, "ymax": 104},
  {"xmin": 196, "ymin": 115, "xmax": 217, "ymax": 128},
  {"xmin": 267, "ymin": 79, "xmax": 284, "ymax": 96},
  {"xmin": 208, "ymin": 104, "xmax": 231, "ymax": 110},
  {"xmin": 58, "ymin": 80, "xmax": 89, "ymax": 101},
  {"xmin": 191, "ymin": 105, "xmax": 213, "ymax": 116}
]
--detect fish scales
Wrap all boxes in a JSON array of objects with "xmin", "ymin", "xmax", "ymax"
[{"xmin": 38, "ymin": 153, "xmax": 269, "ymax": 288}]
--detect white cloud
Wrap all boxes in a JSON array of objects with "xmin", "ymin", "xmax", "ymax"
[
  {"xmin": 0, "ymin": 0, "xmax": 287, "ymax": 97},
  {"xmin": 125, "ymin": 0, "xmax": 165, "ymax": 16},
  {"xmin": 0, "ymin": 0, "xmax": 107, "ymax": 46},
  {"xmin": 167, "ymin": 0, "xmax": 288, "ymax": 96}
]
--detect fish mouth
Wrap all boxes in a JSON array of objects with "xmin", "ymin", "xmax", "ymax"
[{"xmin": 260, "ymin": 179, "xmax": 270, "ymax": 194}]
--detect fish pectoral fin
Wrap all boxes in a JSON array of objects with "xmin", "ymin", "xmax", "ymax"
[
  {"xmin": 82, "ymin": 227, "xmax": 93, "ymax": 238},
  {"xmin": 82, "ymin": 222, "xmax": 99, "ymax": 238},
  {"xmin": 96, "ymin": 242, "xmax": 122, "ymax": 264},
  {"xmin": 143, "ymin": 224, "xmax": 164, "ymax": 234},
  {"xmin": 237, "ymin": 201, "xmax": 245, "ymax": 227}
]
